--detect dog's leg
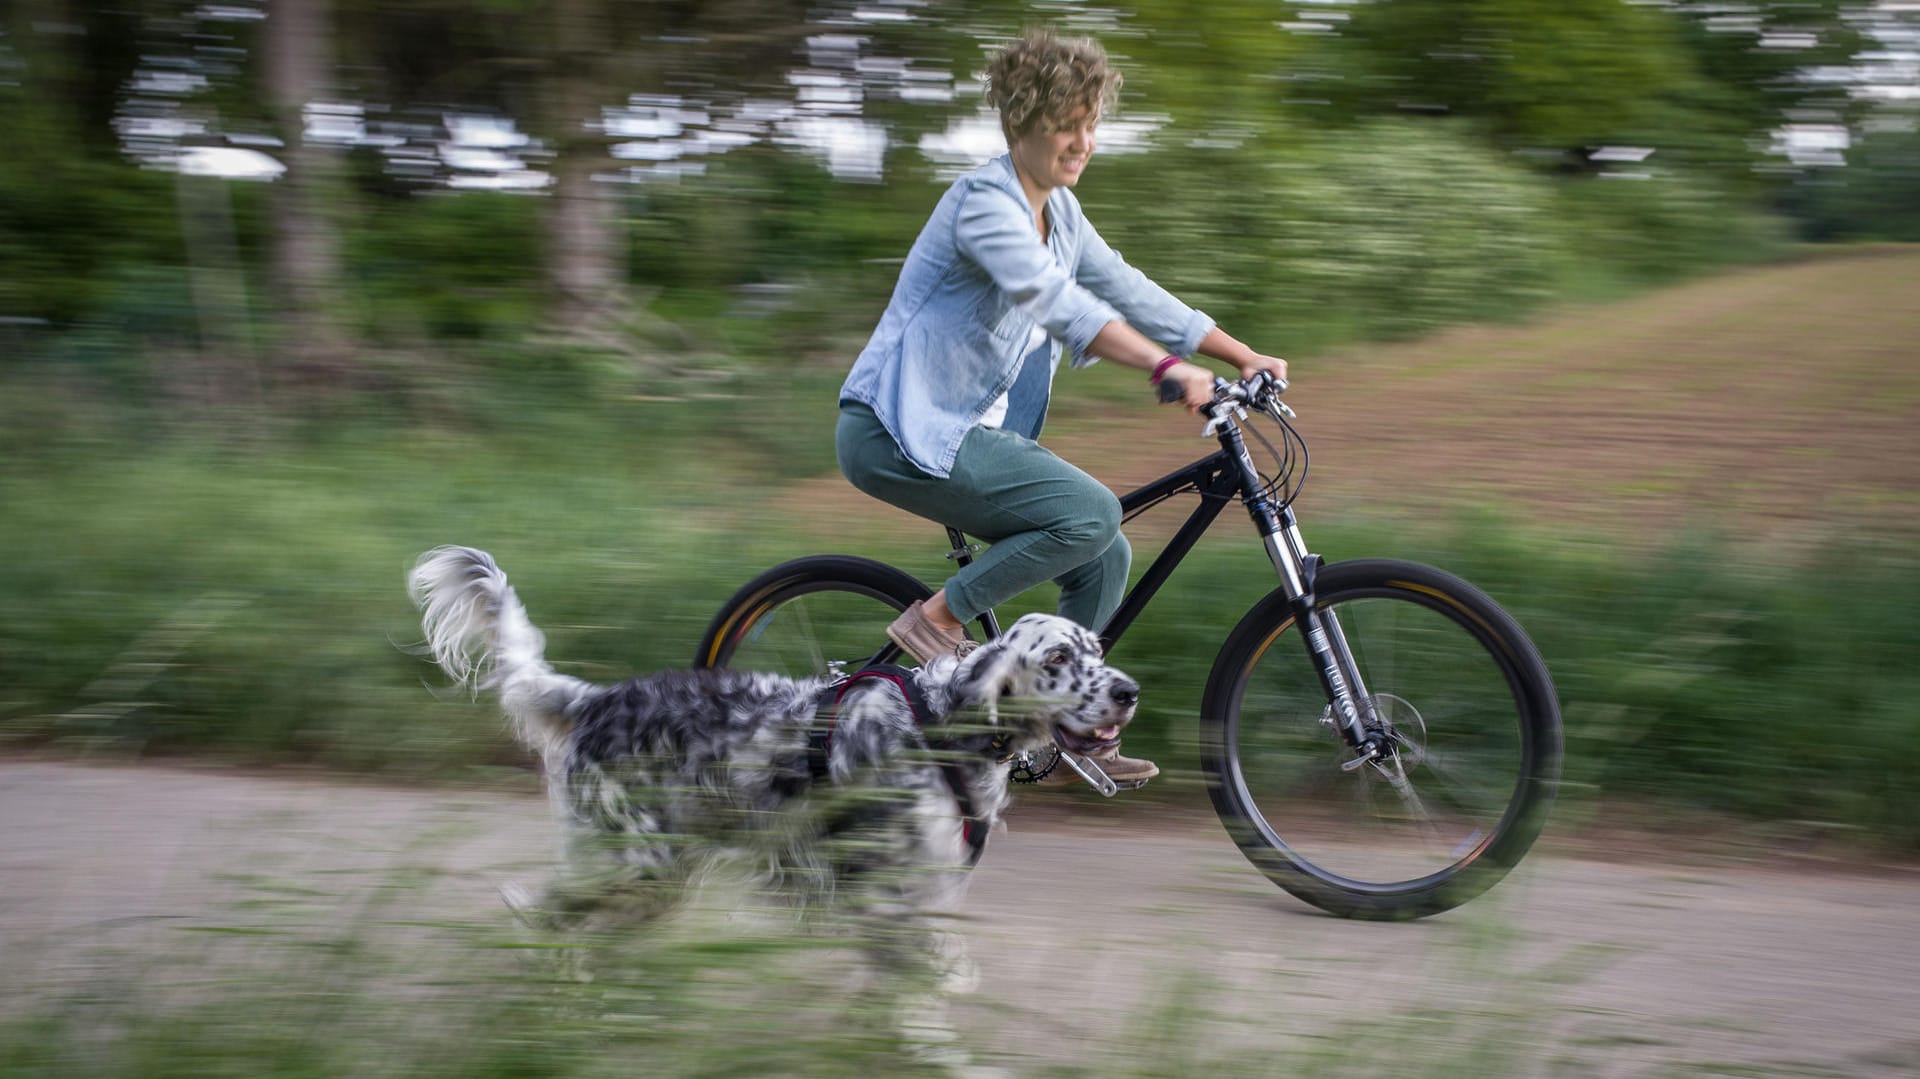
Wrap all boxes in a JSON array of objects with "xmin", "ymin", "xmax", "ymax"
[
  {"xmin": 504, "ymin": 817, "xmax": 691, "ymax": 988},
  {"xmin": 852, "ymin": 893, "xmax": 999, "ymax": 1078},
  {"xmin": 838, "ymin": 822, "xmax": 990, "ymax": 1075},
  {"xmin": 530, "ymin": 822, "xmax": 690, "ymax": 924}
]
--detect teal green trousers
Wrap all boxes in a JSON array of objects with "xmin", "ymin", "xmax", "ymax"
[{"xmin": 835, "ymin": 402, "xmax": 1129, "ymax": 630}]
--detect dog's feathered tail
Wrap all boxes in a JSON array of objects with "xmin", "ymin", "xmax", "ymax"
[{"xmin": 408, "ymin": 546, "xmax": 587, "ymax": 761}]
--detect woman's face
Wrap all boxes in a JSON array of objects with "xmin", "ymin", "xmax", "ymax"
[{"xmin": 1010, "ymin": 106, "xmax": 1098, "ymax": 191}]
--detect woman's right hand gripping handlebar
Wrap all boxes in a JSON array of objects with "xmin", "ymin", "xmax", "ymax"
[
  {"xmin": 1155, "ymin": 359, "xmax": 1223, "ymax": 411},
  {"xmin": 1155, "ymin": 351, "xmax": 1289, "ymax": 412}
]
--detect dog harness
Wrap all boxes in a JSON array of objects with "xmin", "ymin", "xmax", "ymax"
[{"xmin": 809, "ymin": 664, "xmax": 991, "ymax": 867}]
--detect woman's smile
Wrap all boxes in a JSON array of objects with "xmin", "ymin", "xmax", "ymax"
[{"xmin": 1013, "ymin": 109, "xmax": 1099, "ymax": 207}]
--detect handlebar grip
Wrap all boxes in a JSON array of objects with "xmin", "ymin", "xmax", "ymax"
[{"xmin": 1155, "ymin": 375, "xmax": 1185, "ymax": 404}]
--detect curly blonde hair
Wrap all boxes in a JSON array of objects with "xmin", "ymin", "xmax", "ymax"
[{"xmin": 984, "ymin": 29, "xmax": 1121, "ymax": 139}]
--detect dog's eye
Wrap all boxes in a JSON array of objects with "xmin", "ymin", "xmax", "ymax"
[{"xmin": 1044, "ymin": 647, "xmax": 1071, "ymax": 668}]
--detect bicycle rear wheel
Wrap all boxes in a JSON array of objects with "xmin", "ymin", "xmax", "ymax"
[
  {"xmin": 1201, "ymin": 558, "xmax": 1561, "ymax": 919},
  {"xmin": 695, "ymin": 555, "xmax": 932, "ymax": 677}
]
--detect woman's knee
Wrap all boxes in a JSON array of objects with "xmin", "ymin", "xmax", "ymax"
[
  {"xmin": 1052, "ymin": 489, "xmax": 1122, "ymax": 556},
  {"xmin": 1100, "ymin": 529, "xmax": 1131, "ymax": 575}
]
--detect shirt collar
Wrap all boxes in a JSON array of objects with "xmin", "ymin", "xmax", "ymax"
[{"xmin": 986, "ymin": 153, "xmax": 1062, "ymax": 238}]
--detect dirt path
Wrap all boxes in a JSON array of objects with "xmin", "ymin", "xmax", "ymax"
[{"xmin": 5, "ymin": 761, "xmax": 1916, "ymax": 1076}]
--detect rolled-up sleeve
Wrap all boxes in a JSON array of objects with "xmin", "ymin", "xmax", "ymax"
[
  {"xmin": 954, "ymin": 185, "xmax": 1120, "ymax": 364},
  {"xmin": 1073, "ymin": 218, "xmax": 1215, "ymax": 362}
]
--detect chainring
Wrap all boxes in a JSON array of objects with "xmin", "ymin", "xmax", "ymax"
[{"xmin": 1007, "ymin": 744, "xmax": 1062, "ymax": 784}]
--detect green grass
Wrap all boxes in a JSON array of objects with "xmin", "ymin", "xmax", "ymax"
[{"xmin": 3, "ymin": 395, "xmax": 1917, "ymax": 847}]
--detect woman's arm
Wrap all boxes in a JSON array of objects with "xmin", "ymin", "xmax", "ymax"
[
  {"xmin": 1086, "ymin": 322, "xmax": 1287, "ymax": 412},
  {"xmin": 1075, "ymin": 215, "xmax": 1285, "ymax": 408},
  {"xmin": 955, "ymin": 185, "xmax": 1124, "ymax": 364},
  {"xmin": 1073, "ymin": 216, "xmax": 1214, "ymax": 362},
  {"xmin": 1196, "ymin": 327, "xmax": 1288, "ymax": 384}
]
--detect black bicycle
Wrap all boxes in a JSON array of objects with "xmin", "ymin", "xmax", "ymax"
[{"xmin": 695, "ymin": 373, "xmax": 1562, "ymax": 920}]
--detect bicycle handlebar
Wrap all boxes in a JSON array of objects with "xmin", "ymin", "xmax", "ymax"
[{"xmin": 1155, "ymin": 369, "xmax": 1289, "ymax": 412}]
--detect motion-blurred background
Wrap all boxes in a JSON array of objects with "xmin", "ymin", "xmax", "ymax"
[
  {"xmin": 4, "ymin": 3, "xmax": 1920, "ymax": 1075},
  {"xmin": 5, "ymin": 0, "xmax": 1918, "ymax": 835}
]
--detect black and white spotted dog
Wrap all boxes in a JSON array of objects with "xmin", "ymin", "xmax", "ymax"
[{"xmin": 408, "ymin": 545, "xmax": 1138, "ymax": 988}]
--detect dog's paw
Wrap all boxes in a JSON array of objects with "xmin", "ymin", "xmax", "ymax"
[
  {"xmin": 933, "ymin": 933, "xmax": 980, "ymax": 995},
  {"xmin": 499, "ymin": 880, "xmax": 556, "ymax": 931},
  {"xmin": 905, "ymin": 1037, "xmax": 1007, "ymax": 1079}
]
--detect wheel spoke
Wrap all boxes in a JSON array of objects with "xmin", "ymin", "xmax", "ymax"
[{"xmin": 1368, "ymin": 756, "xmax": 1454, "ymax": 859}]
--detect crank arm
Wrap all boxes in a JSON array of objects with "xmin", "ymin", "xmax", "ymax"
[{"xmin": 1058, "ymin": 751, "xmax": 1120, "ymax": 797}]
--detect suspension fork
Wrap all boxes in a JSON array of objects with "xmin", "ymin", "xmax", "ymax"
[
  {"xmin": 1219, "ymin": 423, "xmax": 1382, "ymax": 755},
  {"xmin": 1270, "ymin": 516, "xmax": 1385, "ymax": 759}
]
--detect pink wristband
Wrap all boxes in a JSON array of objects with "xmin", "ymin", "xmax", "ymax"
[{"xmin": 1149, "ymin": 355, "xmax": 1182, "ymax": 384}]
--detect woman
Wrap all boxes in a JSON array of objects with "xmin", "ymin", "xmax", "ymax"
[{"xmin": 837, "ymin": 29, "xmax": 1287, "ymax": 784}]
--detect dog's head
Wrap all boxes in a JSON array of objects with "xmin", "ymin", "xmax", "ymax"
[{"xmin": 934, "ymin": 613, "xmax": 1138, "ymax": 755}]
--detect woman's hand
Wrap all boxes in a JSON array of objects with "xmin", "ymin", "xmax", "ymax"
[
  {"xmin": 1238, "ymin": 352, "xmax": 1288, "ymax": 385},
  {"xmin": 1193, "ymin": 328, "xmax": 1288, "ymax": 389},
  {"xmin": 1158, "ymin": 361, "xmax": 1217, "ymax": 412}
]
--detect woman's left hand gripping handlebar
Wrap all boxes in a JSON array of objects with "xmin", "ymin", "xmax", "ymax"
[{"xmin": 1238, "ymin": 352, "xmax": 1288, "ymax": 386}]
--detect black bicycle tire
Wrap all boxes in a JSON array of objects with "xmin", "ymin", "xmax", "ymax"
[
  {"xmin": 1200, "ymin": 558, "xmax": 1562, "ymax": 920},
  {"xmin": 694, "ymin": 555, "xmax": 933, "ymax": 672}
]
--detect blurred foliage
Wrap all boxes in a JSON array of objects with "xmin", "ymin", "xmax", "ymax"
[
  {"xmin": 0, "ymin": 0, "xmax": 1910, "ymax": 353},
  {"xmin": 1667, "ymin": 0, "xmax": 1868, "ymax": 158},
  {"xmin": 1548, "ymin": 167, "xmax": 1794, "ymax": 290},
  {"xmin": 346, "ymin": 190, "xmax": 543, "ymax": 340},
  {"xmin": 1089, "ymin": 119, "xmax": 1562, "ymax": 350},
  {"xmin": 0, "ymin": 97, "xmax": 189, "ymax": 326},
  {"xmin": 1785, "ymin": 122, "xmax": 1920, "ymax": 242},
  {"xmin": 1, "ymin": 397, "xmax": 1917, "ymax": 847},
  {"xmin": 1333, "ymin": 0, "xmax": 1705, "ymax": 155}
]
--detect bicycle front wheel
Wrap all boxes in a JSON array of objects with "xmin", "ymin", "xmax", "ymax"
[
  {"xmin": 695, "ymin": 555, "xmax": 932, "ymax": 677},
  {"xmin": 1201, "ymin": 558, "xmax": 1561, "ymax": 919}
]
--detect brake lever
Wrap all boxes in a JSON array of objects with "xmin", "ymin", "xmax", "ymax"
[{"xmin": 1202, "ymin": 377, "xmax": 1248, "ymax": 436}]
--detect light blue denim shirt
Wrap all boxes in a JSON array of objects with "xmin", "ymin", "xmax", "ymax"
[{"xmin": 840, "ymin": 154, "xmax": 1215, "ymax": 478}]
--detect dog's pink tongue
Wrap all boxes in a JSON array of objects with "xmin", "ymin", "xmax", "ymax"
[{"xmin": 1095, "ymin": 725, "xmax": 1120, "ymax": 740}]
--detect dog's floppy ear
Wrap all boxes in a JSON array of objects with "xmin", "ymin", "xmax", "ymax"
[{"xmin": 951, "ymin": 637, "xmax": 1024, "ymax": 727}]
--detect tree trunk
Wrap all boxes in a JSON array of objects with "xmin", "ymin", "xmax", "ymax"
[
  {"xmin": 546, "ymin": 142, "xmax": 626, "ymax": 336},
  {"xmin": 264, "ymin": 0, "xmax": 352, "ymax": 384},
  {"xmin": 541, "ymin": 0, "xmax": 629, "ymax": 344}
]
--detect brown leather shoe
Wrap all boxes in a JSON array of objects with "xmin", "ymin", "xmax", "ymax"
[
  {"xmin": 1091, "ymin": 748, "xmax": 1160, "ymax": 784},
  {"xmin": 886, "ymin": 600, "xmax": 970, "ymax": 666},
  {"xmin": 1040, "ymin": 743, "xmax": 1159, "ymax": 786}
]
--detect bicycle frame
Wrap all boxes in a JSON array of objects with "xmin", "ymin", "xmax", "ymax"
[{"xmin": 947, "ymin": 405, "xmax": 1386, "ymax": 757}]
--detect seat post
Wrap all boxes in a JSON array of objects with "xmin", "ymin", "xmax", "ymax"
[
  {"xmin": 942, "ymin": 527, "xmax": 1001, "ymax": 641},
  {"xmin": 944, "ymin": 526, "xmax": 976, "ymax": 567}
]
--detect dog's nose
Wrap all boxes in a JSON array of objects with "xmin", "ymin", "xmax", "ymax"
[{"xmin": 1110, "ymin": 678, "xmax": 1139, "ymax": 709}]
